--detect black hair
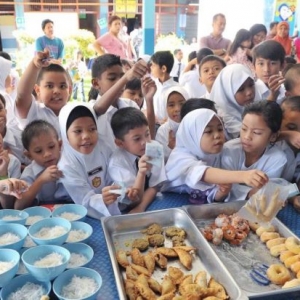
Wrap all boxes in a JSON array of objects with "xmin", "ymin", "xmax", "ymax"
[
  {"xmin": 199, "ymin": 55, "xmax": 226, "ymax": 73},
  {"xmin": 150, "ymin": 51, "xmax": 174, "ymax": 73},
  {"xmin": 88, "ymin": 87, "xmax": 99, "ymax": 101},
  {"xmin": 213, "ymin": 13, "xmax": 225, "ymax": 22},
  {"xmin": 249, "ymin": 24, "xmax": 267, "ymax": 37},
  {"xmin": 0, "ymin": 51, "xmax": 11, "ymax": 61},
  {"xmin": 284, "ymin": 64, "xmax": 300, "ymax": 91},
  {"xmin": 0, "ymin": 94, "xmax": 5, "ymax": 107},
  {"xmin": 187, "ymin": 51, "xmax": 197, "ymax": 70},
  {"xmin": 281, "ymin": 96, "xmax": 300, "ymax": 112},
  {"xmin": 111, "ymin": 107, "xmax": 148, "ymax": 140},
  {"xmin": 121, "ymin": 59, "xmax": 132, "ymax": 69},
  {"xmin": 180, "ymin": 98, "xmax": 217, "ymax": 119},
  {"xmin": 242, "ymin": 100, "xmax": 282, "ymax": 133},
  {"xmin": 22, "ymin": 120, "xmax": 58, "ymax": 151},
  {"xmin": 91, "ymin": 54, "xmax": 122, "ymax": 79},
  {"xmin": 269, "ymin": 21, "xmax": 279, "ymax": 30},
  {"xmin": 252, "ymin": 40, "xmax": 285, "ymax": 65},
  {"xmin": 125, "ymin": 78, "xmax": 141, "ymax": 91},
  {"xmin": 36, "ymin": 64, "xmax": 69, "ymax": 85},
  {"xmin": 41, "ymin": 19, "xmax": 53, "ymax": 30},
  {"xmin": 174, "ymin": 49, "xmax": 182, "ymax": 55},
  {"xmin": 196, "ymin": 48, "xmax": 213, "ymax": 64},
  {"xmin": 228, "ymin": 29, "xmax": 252, "ymax": 56},
  {"xmin": 66, "ymin": 106, "xmax": 95, "ymax": 131},
  {"xmin": 285, "ymin": 56, "xmax": 296, "ymax": 64},
  {"xmin": 108, "ymin": 15, "xmax": 121, "ymax": 26}
]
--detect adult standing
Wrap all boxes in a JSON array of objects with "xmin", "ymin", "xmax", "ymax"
[
  {"xmin": 130, "ymin": 23, "xmax": 143, "ymax": 59},
  {"xmin": 93, "ymin": 15, "xmax": 128, "ymax": 59},
  {"xmin": 199, "ymin": 13, "xmax": 231, "ymax": 57},
  {"xmin": 35, "ymin": 19, "xmax": 64, "ymax": 64}
]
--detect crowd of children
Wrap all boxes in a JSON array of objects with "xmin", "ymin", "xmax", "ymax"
[{"xmin": 2, "ymin": 18, "xmax": 300, "ymax": 218}]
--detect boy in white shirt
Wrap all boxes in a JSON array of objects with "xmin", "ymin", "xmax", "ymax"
[{"xmin": 109, "ymin": 107, "xmax": 166, "ymax": 214}]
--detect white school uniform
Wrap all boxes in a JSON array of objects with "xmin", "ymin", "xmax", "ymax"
[
  {"xmin": 255, "ymin": 79, "xmax": 286, "ymax": 104},
  {"xmin": 21, "ymin": 160, "xmax": 69, "ymax": 203},
  {"xmin": 58, "ymin": 102, "xmax": 120, "ymax": 219},
  {"xmin": 200, "ymin": 91, "xmax": 211, "ymax": 100},
  {"xmin": 170, "ymin": 59, "xmax": 185, "ymax": 79},
  {"xmin": 221, "ymin": 138, "xmax": 287, "ymax": 201},
  {"xmin": 7, "ymin": 154, "xmax": 21, "ymax": 179},
  {"xmin": 179, "ymin": 68, "xmax": 206, "ymax": 98},
  {"xmin": 163, "ymin": 109, "xmax": 221, "ymax": 201},
  {"xmin": 210, "ymin": 64, "xmax": 260, "ymax": 140},
  {"xmin": 155, "ymin": 86, "xmax": 189, "ymax": 162}
]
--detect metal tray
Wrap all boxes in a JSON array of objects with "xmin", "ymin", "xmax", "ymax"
[
  {"xmin": 183, "ymin": 202, "xmax": 300, "ymax": 300},
  {"xmin": 101, "ymin": 208, "xmax": 247, "ymax": 300}
]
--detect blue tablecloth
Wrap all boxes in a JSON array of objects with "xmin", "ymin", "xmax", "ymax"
[{"xmin": 86, "ymin": 192, "xmax": 300, "ymax": 300}]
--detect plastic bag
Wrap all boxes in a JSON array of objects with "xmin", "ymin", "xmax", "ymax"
[{"xmin": 237, "ymin": 179, "xmax": 290, "ymax": 226}]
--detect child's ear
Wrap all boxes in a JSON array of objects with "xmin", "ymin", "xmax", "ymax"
[
  {"xmin": 34, "ymin": 84, "xmax": 40, "ymax": 96},
  {"xmin": 161, "ymin": 65, "xmax": 167, "ymax": 73},
  {"xmin": 24, "ymin": 150, "xmax": 31, "ymax": 160},
  {"xmin": 92, "ymin": 78, "xmax": 100, "ymax": 90},
  {"xmin": 270, "ymin": 132, "xmax": 280, "ymax": 143},
  {"xmin": 115, "ymin": 138, "xmax": 124, "ymax": 148}
]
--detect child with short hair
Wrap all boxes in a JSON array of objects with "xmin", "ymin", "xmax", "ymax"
[
  {"xmin": 163, "ymin": 109, "xmax": 268, "ymax": 203},
  {"xmin": 252, "ymin": 40, "xmax": 286, "ymax": 103},
  {"xmin": 221, "ymin": 100, "xmax": 287, "ymax": 201},
  {"xmin": 109, "ymin": 107, "xmax": 166, "ymax": 213},
  {"xmin": 58, "ymin": 103, "xmax": 120, "ymax": 218},
  {"xmin": 180, "ymin": 98, "xmax": 217, "ymax": 120},
  {"xmin": 284, "ymin": 64, "xmax": 300, "ymax": 97},
  {"xmin": 121, "ymin": 78, "xmax": 144, "ymax": 109},
  {"xmin": 210, "ymin": 64, "xmax": 258, "ymax": 139},
  {"xmin": 16, "ymin": 120, "xmax": 68, "ymax": 209}
]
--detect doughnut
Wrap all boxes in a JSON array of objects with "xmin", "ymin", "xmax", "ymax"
[
  {"xmin": 267, "ymin": 264, "xmax": 291, "ymax": 285},
  {"xmin": 266, "ymin": 237, "xmax": 286, "ymax": 249},
  {"xmin": 285, "ymin": 237, "xmax": 300, "ymax": 254},
  {"xmin": 256, "ymin": 225, "xmax": 276, "ymax": 237},
  {"xmin": 249, "ymin": 221, "xmax": 260, "ymax": 232},
  {"xmin": 291, "ymin": 261, "xmax": 300, "ymax": 273},
  {"xmin": 222, "ymin": 225, "xmax": 236, "ymax": 241},
  {"xmin": 297, "ymin": 270, "xmax": 300, "ymax": 279},
  {"xmin": 280, "ymin": 251, "xmax": 295, "ymax": 263},
  {"xmin": 282, "ymin": 278, "xmax": 300, "ymax": 289},
  {"xmin": 270, "ymin": 244, "xmax": 287, "ymax": 257},
  {"xmin": 260, "ymin": 232, "xmax": 280, "ymax": 243},
  {"xmin": 284, "ymin": 255, "xmax": 300, "ymax": 269}
]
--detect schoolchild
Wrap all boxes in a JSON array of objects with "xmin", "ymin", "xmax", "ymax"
[
  {"xmin": 180, "ymin": 98, "xmax": 217, "ymax": 120},
  {"xmin": 109, "ymin": 107, "xmax": 166, "ymax": 214},
  {"xmin": 58, "ymin": 103, "xmax": 120, "ymax": 219},
  {"xmin": 122, "ymin": 78, "xmax": 144, "ymax": 109},
  {"xmin": 284, "ymin": 64, "xmax": 300, "ymax": 97}
]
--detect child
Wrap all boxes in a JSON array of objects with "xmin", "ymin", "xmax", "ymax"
[
  {"xmin": 170, "ymin": 49, "xmax": 185, "ymax": 82},
  {"xmin": 121, "ymin": 78, "xmax": 144, "ymax": 109},
  {"xmin": 16, "ymin": 120, "xmax": 69, "ymax": 209},
  {"xmin": 180, "ymin": 98, "xmax": 217, "ymax": 119},
  {"xmin": 155, "ymin": 86, "xmax": 189, "ymax": 161},
  {"xmin": 252, "ymin": 40, "xmax": 286, "ymax": 103},
  {"xmin": 210, "ymin": 64, "xmax": 258, "ymax": 139},
  {"xmin": 227, "ymin": 29, "xmax": 255, "ymax": 76},
  {"xmin": 284, "ymin": 64, "xmax": 300, "ymax": 97},
  {"xmin": 198, "ymin": 55, "xmax": 226, "ymax": 99},
  {"xmin": 221, "ymin": 100, "xmax": 287, "ymax": 201},
  {"xmin": 163, "ymin": 109, "xmax": 268, "ymax": 203},
  {"xmin": 58, "ymin": 103, "xmax": 120, "ymax": 219},
  {"xmin": 109, "ymin": 107, "xmax": 166, "ymax": 213}
]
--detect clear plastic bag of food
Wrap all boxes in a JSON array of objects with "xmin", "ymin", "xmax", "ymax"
[{"xmin": 236, "ymin": 179, "xmax": 291, "ymax": 225}]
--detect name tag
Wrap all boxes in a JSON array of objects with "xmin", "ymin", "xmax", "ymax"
[{"xmin": 88, "ymin": 166, "xmax": 103, "ymax": 176}]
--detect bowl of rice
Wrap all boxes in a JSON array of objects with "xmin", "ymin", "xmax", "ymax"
[
  {"xmin": 0, "ymin": 249, "xmax": 20, "ymax": 288},
  {"xmin": 0, "ymin": 209, "xmax": 29, "ymax": 225},
  {"xmin": 21, "ymin": 245, "xmax": 70, "ymax": 282},
  {"xmin": 24, "ymin": 206, "xmax": 52, "ymax": 226},
  {"xmin": 0, "ymin": 223, "xmax": 28, "ymax": 250},
  {"xmin": 28, "ymin": 217, "xmax": 71, "ymax": 246},
  {"xmin": 53, "ymin": 267, "xmax": 102, "ymax": 300},
  {"xmin": 0, "ymin": 273, "xmax": 51, "ymax": 300},
  {"xmin": 52, "ymin": 204, "xmax": 88, "ymax": 222},
  {"xmin": 65, "ymin": 221, "xmax": 93, "ymax": 244},
  {"xmin": 63, "ymin": 243, "xmax": 94, "ymax": 269}
]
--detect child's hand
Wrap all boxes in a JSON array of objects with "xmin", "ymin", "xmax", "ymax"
[
  {"xmin": 267, "ymin": 73, "xmax": 285, "ymax": 101},
  {"xmin": 0, "ymin": 179, "xmax": 28, "ymax": 199},
  {"xmin": 137, "ymin": 155, "xmax": 152, "ymax": 175},
  {"xmin": 102, "ymin": 185, "xmax": 119, "ymax": 205},
  {"xmin": 142, "ymin": 77, "xmax": 157, "ymax": 101},
  {"xmin": 0, "ymin": 150, "xmax": 10, "ymax": 176},
  {"xmin": 125, "ymin": 60, "xmax": 148, "ymax": 81},
  {"xmin": 168, "ymin": 130, "xmax": 176, "ymax": 149},
  {"xmin": 242, "ymin": 170, "xmax": 268, "ymax": 188},
  {"xmin": 126, "ymin": 187, "xmax": 141, "ymax": 202},
  {"xmin": 33, "ymin": 48, "xmax": 51, "ymax": 69},
  {"xmin": 215, "ymin": 184, "xmax": 231, "ymax": 202},
  {"xmin": 39, "ymin": 165, "xmax": 63, "ymax": 183}
]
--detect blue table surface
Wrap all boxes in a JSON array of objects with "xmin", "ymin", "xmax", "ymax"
[{"xmin": 85, "ymin": 192, "xmax": 300, "ymax": 300}]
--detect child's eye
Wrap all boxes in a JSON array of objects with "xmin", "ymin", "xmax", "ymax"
[
  {"xmin": 74, "ymin": 130, "xmax": 82, "ymax": 134},
  {"xmin": 90, "ymin": 127, "xmax": 97, "ymax": 132},
  {"xmin": 61, "ymin": 84, "xmax": 68, "ymax": 89},
  {"xmin": 253, "ymin": 131, "xmax": 262, "ymax": 135},
  {"xmin": 49, "ymin": 145, "xmax": 55, "ymax": 149},
  {"xmin": 45, "ymin": 84, "xmax": 53, "ymax": 89},
  {"xmin": 108, "ymin": 77, "xmax": 117, "ymax": 81},
  {"xmin": 204, "ymin": 130, "xmax": 212, "ymax": 134},
  {"xmin": 35, "ymin": 150, "xmax": 42, "ymax": 154}
]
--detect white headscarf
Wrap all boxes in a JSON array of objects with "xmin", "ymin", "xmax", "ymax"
[
  {"xmin": 0, "ymin": 57, "xmax": 12, "ymax": 91},
  {"xmin": 165, "ymin": 109, "xmax": 222, "ymax": 190},
  {"xmin": 210, "ymin": 64, "xmax": 259, "ymax": 138}
]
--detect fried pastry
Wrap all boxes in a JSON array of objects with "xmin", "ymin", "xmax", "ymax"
[
  {"xmin": 208, "ymin": 278, "xmax": 228, "ymax": 299},
  {"xmin": 156, "ymin": 247, "xmax": 178, "ymax": 258},
  {"xmin": 178, "ymin": 275, "xmax": 193, "ymax": 295},
  {"xmin": 148, "ymin": 234, "xmax": 165, "ymax": 247},
  {"xmin": 173, "ymin": 246, "xmax": 196, "ymax": 252},
  {"xmin": 168, "ymin": 266, "xmax": 184, "ymax": 285},
  {"xmin": 156, "ymin": 292, "xmax": 175, "ymax": 300},
  {"xmin": 131, "ymin": 248, "xmax": 145, "ymax": 267},
  {"xmin": 154, "ymin": 252, "xmax": 168, "ymax": 269},
  {"xmin": 131, "ymin": 263, "xmax": 151, "ymax": 277},
  {"xmin": 161, "ymin": 275, "xmax": 176, "ymax": 295},
  {"xmin": 126, "ymin": 265, "xmax": 139, "ymax": 281},
  {"xmin": 136, "ymin": 274, "xmax": 149, "ymax": 286},
  {"xmin": 194, "ymin": 270, "xmax": 207, "ymax": 288},
  {"xmin": 125, "ymin": 279, "xmax": 137, "ymax": 300},
  {"xmin": 132, "ymin": 238, "xmax": 149, "ymax": 251},
  {"xmin": 172, "ymin": 235, "xmax": 186, "ymax": 247},
  {"xmin": 173, "ymin": 248, "xmax": 193, "ymax": 270},
  {"xmin": 144, "ymin": 252, "xmax": 155, "ymax": 274},
  {"xmin": 142, "ymin": 223, "xmax": 163, "ymax": 235},
  {"xmin": 135, "ymin": 281, "xmax": 157, "ymax": 300},
  {"xmin": 165, "ymin": 226, "xmax": 186, "ymax": 238},
  {"xmin": 116, "ymin": 250, "xmax": 129, "ymax": 268},
  {"xmin": 148, "ymin": 277, "xmax": 162, "ymax": 294}
]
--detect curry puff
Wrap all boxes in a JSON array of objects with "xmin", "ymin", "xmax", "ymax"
[
  {"xmin": 173, "ymin": 248, "xmax": 193, "ymax": 270},
  {"xmin": 168, "ymin": 266, "xmax": 184, "ymax": 285},
  {"xmin": 144, "ymin": 252, "xmax": 155, "ymax": 274},
  {"xmin": 116, "ymin": 249, "xmax": 129, "ymax": 268},
  {"xmin": 161, "ymin": 275, "xmax": 177, "ymax": 295}
]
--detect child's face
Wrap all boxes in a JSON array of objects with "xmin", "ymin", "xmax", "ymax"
[
  {"xmin": 278, "ymin": 25, "xmax": 289, "ymax": 38},
  {"xmin": 240, "ymin": 113, "xmax": 276, "ymax": 155},
  {"xmin": 281, "ymin": 105, "xmax": 300, "ymax": 132},
  {"xmin": 0, "ymin": 101, "xmax": 7, "ymax": 135},
  {"xmin": 92, "ymin": 65, "xmax": 124, "ymax": 97},
  {"xmin": 26, "ymin": 131, "xmax": 61, "ymax": 168},
  {"xmin": 241, "ymin": 39, "xmax": 251, "ymax": 49},
  {"xmin": 167, "ymin": 92, "xmax": 186, "ymax": 123},
  {"xmin": 0, "ymin": 134, "xmax": 3, "ymax": 151},
  {"xmin": 200, "ymin": 116, "xmax": 225, "ymax": 154},
  {"xmin": 35, "ymin": 71, "xmax": 70, "ymax": 116},
  {"xmin": 199, "ymin": 60, "xmax": 224, "ymax": 92},
  {"xmin": 150, "ymin": 62, "xmax": 164, "ymax": 79},
  {"xmin": 254, "ymin": 58, "xmax": 282, "ymax": 84},
  {"xmin": 235, "ymin": 77, "xmax": 255, "ymax": 106},
  {"xmin": 67, "ymin": 117, "xmax": 98, "ymax": 155},
  {"xmin": 117, "ymin": 125, "xmax": 151, "ymax": 157},
  {"xmin": 122, "ymin": 88, "xmax": 143, "ymax": 108}
]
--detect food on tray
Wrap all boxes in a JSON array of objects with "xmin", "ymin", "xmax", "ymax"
[
  {"xmin": 171, "ymin": 235, "xmax": 185, "ymax": 247},
  {"xmin": 194, "ymin": 270, "xmax": 207, "ymax": 288},
  {"xmin": 280, "ymin": 251, "xmax": 295, "ymax": 263},
  {"xmin": 266, "ymin": 237, "xmax": 286, "ymax": 249},
  {"xmin": 282, "ymin": 278, "xmax": 300, "ymax": 289},
  {"xmin": 148, "ymin": 277, "xmax": 162, "ymax": 294},
  {"xmin": 291, "ymin": 261, "xmax": 300, "ymax": 274},
  {"xmin": 131, "ymin": 248, "xmax": 145, "ymax": 267},
  {"xmin": 125, "ymin": 265, "xmax": 138, "ymax": 281},
  {"xmin": 173, "ymin": 248, "xmax": 193, "ymax": 270},
  {"xmin": 153, "ymin": 252, "xmax": 168, "ymax": 269},
  {"xmin": 141, "ymin": 223, "xmax": 163, "ymax": 235},
  {"xmin": 116, "ymin": 250, "xmax": 129, "ymax": 268},
  {"xmin": 248, "ymin": 221, "xmax": 260, "ymax": 232},
  {"xmin": 144, "ymin": 252, "xmax": 155, "ymax": 274},
  {"xmin": 260, "ymin": 231, "xmax": 280, "ymax": 243},
  {"xmin": 155, "ymin": 247, "xmax": 178, "ymax": 258},
  {"xmin": 168, "ymin": 266, "xmax": 184, "ymax": 285},
  {"xmin": 165, "ymin": 227, "xmax": 186, "ymax": 239},
  {"xmin": 148, "ymin": 234, "xmax": 165, "ymax": 247},
  {"xmin": 161, "ymin": 275, "xmax": 176, "ymax": 295},
  {"xmin": 132, "ymin": 238, "xmax": 149, "ymax": 251},
  {"xmin": 284, "ymin": 254, "xmax": 300, "ymax": 268},
  {"xmin": 131, "ymin": 263, "xmax": 151, "ymax": 277},
  {"xmin": 270, "ymin": 244, "xmax": 287, "ymax": 257},
  {"xmin": 285, "ymin": 237, "xmax": 300, "ymax": 254},
  {"xmin": 255, "ymin": 225, "xmax": 276, "ymax": 236},
  {"xmin": 266, "ymin": 264, "xmax": 291, "ymax": 285}
]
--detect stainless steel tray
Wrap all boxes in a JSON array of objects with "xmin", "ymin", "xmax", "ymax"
[
  {"xmin": 183, "ymin": 202, "xmax": 300, "ymax": 299},
  {"xmin": 101, "ymin": 208, "xmax": 247, "ymax": 300}
]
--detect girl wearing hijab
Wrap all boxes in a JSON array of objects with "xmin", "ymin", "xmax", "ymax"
[
  {"xmin": 155, "ymin": 86, "xmax": 189, "ymax": 162},
  {"xmin": 163, "ymin": 109, "xmax": 268, "ymax": 204},
  {"xmin": 210, "ymin": 64, "xmax": 259, "ymax": 139},
  {"xmin": 273, "ymin": 21, "xmax": 293, "ymax": 55},
  {"xmin": 58, "ymin": 103, "xmax": 120, "ymax": 219}
]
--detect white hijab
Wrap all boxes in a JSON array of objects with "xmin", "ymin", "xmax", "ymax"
[
  {"xmin": 166, "ymin": 109, "xmax": 222, "ymax": 190},
  {"xmin": 210, "ymin": 64, "xmax": 259, "ymax": 137},
  {"xmin": 0, "ymin": 56, "xmax": 12, "ymax": 91}
]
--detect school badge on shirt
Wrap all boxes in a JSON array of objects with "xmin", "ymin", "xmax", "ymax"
[{"xmin": 92, "ymin": 177, "xmax": 101, "ymax": 188}]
